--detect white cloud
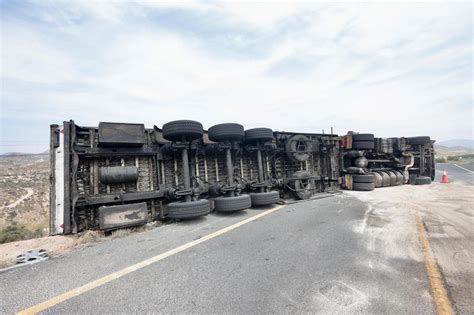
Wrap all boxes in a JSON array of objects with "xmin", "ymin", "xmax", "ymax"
[{"xmin": 0, "ymin": 1, "xmax": 472, "ymax": 154}]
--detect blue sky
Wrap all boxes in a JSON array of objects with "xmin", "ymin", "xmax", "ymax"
[{"xmin": 1, "ymin": 1, "xmax": 472, "ymax": 153}]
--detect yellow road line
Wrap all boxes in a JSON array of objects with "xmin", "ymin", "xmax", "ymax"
[
  {"xmin": 452, "ymin": 163, "xmax": 474, "ymax": 174},
  {"xmin": 17, "ymin": 205, "xmax": 285, "ymax": 315},
  {"xmin": 416, "ymin": 213, "xmax": 454, "ymax": 315}
]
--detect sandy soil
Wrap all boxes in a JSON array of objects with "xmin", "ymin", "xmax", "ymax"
[{"xmin": 347, "ymin": 181, "xmax": 474, "ymax": 314}]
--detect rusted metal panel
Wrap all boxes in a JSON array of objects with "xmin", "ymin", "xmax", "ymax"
[
  {"xmin": 98, "ymin": 202, "xmax": 148, "ymax": 230},
  {"xmin": 98, "ymin": 122, "xmax": 145, "ymax": 147}
]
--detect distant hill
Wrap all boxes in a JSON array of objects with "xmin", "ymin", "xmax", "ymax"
[
  {"xmin": 436, "ymin": 139, "xmax": 474, "ymax": 148},
  {"xmin": 1, "ymin": 150, "xmax": 48, "ymax": 157}
]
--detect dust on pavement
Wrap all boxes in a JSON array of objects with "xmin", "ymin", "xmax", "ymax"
[{"xmin": 347, "ymin": 181, "xmax": 474, "ymax": 314}]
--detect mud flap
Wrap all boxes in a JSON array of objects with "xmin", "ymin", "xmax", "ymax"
[{"xmin": 98, "ymin": 202, "xmax": 148, "ymax": 230}]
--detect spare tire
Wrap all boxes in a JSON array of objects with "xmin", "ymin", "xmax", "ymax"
[
  {"xmin": 245, "ymin": 128, "xmax": 274, "ymax": 142},
  {"xmin": 250, "ymin": 191, "xmax": 280, "ymax": 206},
  {"xmin": 208, "ymin": 123, "xmax": 244, "ymax": 142},
  {"xmin": 352, "ymin": 134, "xmax": 374, "ymax": 142},
  {"xmin": 285, "ymin": 135, "xmax": 312, "ymax": 162},
  {"xmin": 214, "ymin": 194, "xmax": 251, "ymax": 212},
  {"xmin": 352, "ymin": 174, "xmax": 375, "ymax": 183},
  {"xmin": 352, "ymin": 141, "xmax": 375, "ymax": 150},
  {"xmin": 167, "ymin": 199, "xmax": 210, "ymax": 219},
  {"xmin": 408, "ymin": 136, "xmax": 431, "ymax": 145},
  {"xmin": 162, "ymin": 120, "xmax": 203, "ymax": 141},
  {"xmin": 353, "ymin": 182, "xmax": 375, "ymax": 191}
]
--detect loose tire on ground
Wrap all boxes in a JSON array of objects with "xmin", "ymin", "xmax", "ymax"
[
  {"xmin": 250, "ymin": 191, "xmax": 280, "ymax": 206},
  {"xmin": 167, "ymin": 199, "xmax": 210, "ymax": 219},
  {"xmin": 352, "ymin": 141, "xmax": 375, "ymax": 150},
  {"xmin": 415, "ymin": 176, "xmax": 432, "ymax": 185},
  {"xmin": 352, "ymin": 134, "xmax": 374, "ymax": 142},
  {"xmin": 245, "ymin": 128, "xmax": 274, "ymax": 142},
  {"xmin": 162, "ymin": 120, "xmax": 203, "ymax": 141},
  {"xmin": 352, "ymin": 174, "xmax": 375, "ymax": 183},
  {"xmin": 208, "ymin": 123, "xmax": 244, "ymax": 142},
  {"xmin": 407, "ymin": 136, "xmax": 431, "ymax": 145},
  {"xmin": 352, "ymin": 182, "xmax": 375, "ymax": 191},
  {"xmin": 214, "ymin": 194, "xmax": 251, "ymax": 212}
]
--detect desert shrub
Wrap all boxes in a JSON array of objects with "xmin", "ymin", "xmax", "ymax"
[{"xmin": 0, "ymin": 223, "xmax": 29, "ymax": 244}]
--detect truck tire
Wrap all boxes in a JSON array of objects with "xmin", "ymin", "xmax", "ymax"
[
  {"xmin": 167, "ymin": 199, "xmax": 210, "ymax": 219},
  {"xmin": 408, "ymin": 136, "xmax": 431, "ymax": 145},
  {"xmin": 285, "ymin": 135, "xmax": 312, "ymax": 162},
  {"xmin": 353, "ymin": 182, "xmax": 375, "ymax": 191},
  {"xmin": 214, "ymin": 194, "xmax": 251, "ymax": 212},
  {"xmin": 162, "ymin": 120, "xmax": 203, "ymax": 141},
  {"xmin": 352, "ymin": 141, "xmax": 375, "ymax": 150},
  {"xmin": 415, "ymin": 176, "xmax": 432, "ymax": 185},
  {"xmin": 352, "ymin": 174, "xmax": 375, "ymax": 183},
  {"xmin": 250, "ymin": 191, "xmax": 280, "ymax": 206},
  {"xmin": 394, "ymin": 171, "xmax": 404, "ymax": 185},
  {"xmin": 245, "ymin": 128, "xmax": 274, "ymax": 142},
  {"xmin": 380, "ymin": 172, "xmax": 391, "ymax": 187},
  {"xmin": 387, "ymin": 171, "xmax": 397, "ymax": 186},
  {"xmin": 208, "ymin": 123, "xmax": 244, "ymax": 142},
  {"xmin": 373, "ymin": 172, "xmax": 383, "ymax": 188},
  {"xmin": 352, "ymin": 134, "xmax": 374, "ymax": 142}
]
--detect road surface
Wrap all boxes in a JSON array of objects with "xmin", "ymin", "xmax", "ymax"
[
  {"xmin": 436, "ymin": 162, "xmax": 473, "ymax": 185},
  {"xmin": 1, "ymin": 168, "xmax": 472, "ymax": 313},
  {"xmin": 1, "ymin": 194, "xmax": 437, "ymax": 314}
]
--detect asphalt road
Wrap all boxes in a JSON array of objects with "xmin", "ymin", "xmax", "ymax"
[
  {"xmin": 435, "ymin": 162, "xmax": 473, "ymax": 185},
  {"xmin": 1, "ymin": 194, "xmax": 436, "ymax": 314}
]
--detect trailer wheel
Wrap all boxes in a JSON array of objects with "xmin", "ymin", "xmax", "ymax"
[
  {"xmin": 167, "ymin": 199, "xmax": 210, "ymax": 219},
  {"xmin": 352, "ymin": 174, "xmax": 375, "ymax": 183},
  {"xmin": 353, "ymin": 182, "xmax": 375, "ymax": 191},
  {"xmin": 407, "ymin": 136, "xmax": 431, "ymax": 145},
  {"xmin": 414, "ymin": 176, "xmax": 432, "ymax": 185},
  {"xmin": 352, "ymin": 141, "xmax": 374, "ymax": 150},
  {"xmin": 214, "ymin": 194, "xmax": 251, "ymax": 212},
  {"xmin": 250, "ymin": 191, "xmax": 280, "ymax": 206},
  {"xmin": 208, "ymin": 123, "xmax": 244, "ymax": 142},
  {"xmin": 245, "ymin": 128, "xmax": 274, "ymax": 142},
  {"xmin": 352, "ymin": 134, "xmax": 374, "ymax": 142},
  {"xmin": 162, "ymin": 120, "xmax": 203, "ymax": 141}
]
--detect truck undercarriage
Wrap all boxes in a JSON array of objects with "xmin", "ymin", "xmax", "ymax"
[{"xmin": 50, "ymin": 120, "xmax": 435, "ymax": 234}]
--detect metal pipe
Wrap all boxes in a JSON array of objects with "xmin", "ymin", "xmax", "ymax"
[
  {"xmin": 257, "ymin": 149, "xmax": 264, "ymax": 192},
  {"xmin": 226, "ymin": 148, "xmax": 235, "ymax": 197},
  {"xmin": 181, "ymin": 146, "xmax": 191, "ymax": 202}
]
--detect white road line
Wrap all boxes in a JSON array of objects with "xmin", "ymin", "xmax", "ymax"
[{"xmin": 452, "ymin": 164, "xmax": 474, "ymax": 174}]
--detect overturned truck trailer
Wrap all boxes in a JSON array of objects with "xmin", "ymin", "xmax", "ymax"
[{"xmin": 49, "ymin": 120, "xmax": 434, "ymax": 234}]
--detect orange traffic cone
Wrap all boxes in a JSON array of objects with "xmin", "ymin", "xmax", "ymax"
[{"xmin": 441, "ymin": 170, "xmax": 448, "ymax": 183}]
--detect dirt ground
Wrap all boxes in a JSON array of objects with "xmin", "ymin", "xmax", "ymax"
[
  {"xmin": 347, "ymin": 181, "xmax": 474, "ymax": 314},
  {"xmin": 0, "ymin": 155, "xmax": 49, "ymax": 233}
]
